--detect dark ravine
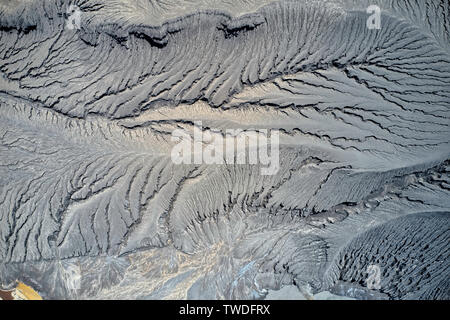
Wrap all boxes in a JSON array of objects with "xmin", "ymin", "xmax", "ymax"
[{"xmin": 0, "ymin": 0, "xmax": 449, "ymax": 300}]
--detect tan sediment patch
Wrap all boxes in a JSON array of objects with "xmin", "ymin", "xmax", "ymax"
[
  {"xmin": 2, "ymin": 282, "xmax": 43, "ymax": 300},
  {"xmin": 15, "ymin": 282, "xmax": 43, "ymax": 300}
]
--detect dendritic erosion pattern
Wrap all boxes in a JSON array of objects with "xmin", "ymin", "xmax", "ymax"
[{"xmin": 0, "ymin": 0, "xmax": 449, "ymax": 300}]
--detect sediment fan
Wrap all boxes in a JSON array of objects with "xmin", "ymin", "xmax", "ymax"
[{"xmin": 0, "ymin": 0, "xmax": 449, "ymax": 300}]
